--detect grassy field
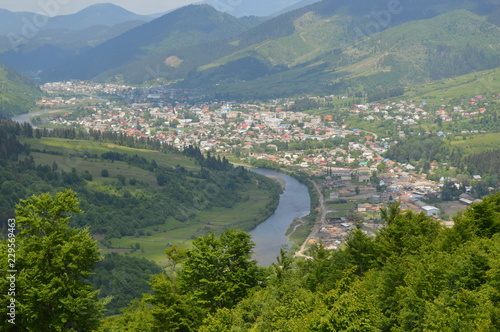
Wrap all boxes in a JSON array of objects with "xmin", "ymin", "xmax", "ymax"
[
  {"xmin": 451, "ymin": 133, "xmax": 500, "ymax": 155},
  {"xmin": 25, "ymin": 137, "xmax": 198, "ymax": 188},
  {"xmin": 24, "ymin": 137, "xmax": 198, "ymax": 171},
  {"xmin": 326, "ymin": 201, "xmax": 354, "ymax": 210},
  {"xmin": 31, "ymin": 151, "xmax": 159, "ymax": 187},
  {"xmin": 403, "ymin": 67, "xmax": 500, "ymax": 104},
  {"xmin": 105, "ymin": 185, "xmax": 275, "ymax": 264}
]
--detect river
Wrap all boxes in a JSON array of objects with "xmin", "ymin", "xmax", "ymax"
[
  {"xmin": 10, "ymin": 108, "xmax": 75, "ymax": 128},
  {"xmin": 248, "ymin": 168, "xmax": 310, "ymax": 266}
]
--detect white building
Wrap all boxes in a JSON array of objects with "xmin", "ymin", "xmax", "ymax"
[{"xmin": 422, "ymin": 205, "xmax": 440, "ymax": 216}]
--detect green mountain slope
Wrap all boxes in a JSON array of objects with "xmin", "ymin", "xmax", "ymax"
[
  {"xmin": 401, "ymin": 67, "xmax": 500, "ymax": 104},
  {"xmin": 0, "ymin": 21, "xmax": 145, "ymax": 73},
  {"xmin": 43, "ymin": 4, "xmax": 259, "ymax": 82},
  {"xmin": 40, "ymin": 0, "xmax": 499, "ymax": 94},
  {"xmin": 190, "ymin": 9, "xmax": 500, "ymax": 99},
  {"xmin": 0, "ymin": 64, "xmax": 39, "ymax": 118}
]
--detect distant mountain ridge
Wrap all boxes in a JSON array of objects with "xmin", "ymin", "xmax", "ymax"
[
  {"xmin": 0, "ymin": 3, "xmax": 157, "ymax": 74},
  {"xmin": 191, "ymin": 7, "xmax": 500, "ymax": 99},
  {"xmin": 43, "ymin": 4, "xmax": 263, "ymax": 82},
  {"xmin": 204, "ymin": 0, "xmax": 303, "ymax": 17},
  {"xmin": 42, "ymin": 3, "xmax": 150, "ymax": 30},
  {"xmin": 0, "ymin": 3, "xmax": 151, "ymax": 35},
  {"xmin": 21, "ymin": 0, "xmax": 500, "ymax": 101}
]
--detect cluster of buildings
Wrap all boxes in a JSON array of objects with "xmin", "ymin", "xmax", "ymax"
[
  {"xmin": 38, "ymin": 81, "xmax": 496, "ymax": 250},
  {"xmin": 41, "ymin": 81, "xmax": 133, "ymax": 96},
  {"xmin": 355, "ymin": 95, "xmax": 494, "ymax": 129},
  {"xmin": 45, "ymin": 98, "xmax": 393, "ymax": 172}
]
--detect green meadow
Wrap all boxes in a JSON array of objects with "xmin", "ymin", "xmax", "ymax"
[
  {"xmin": 103, "ymin": 185, "xmax": 275, "ymax": 264},
  {"xmin": 403, "ymin": 68, "xmax": 500, "ymax": 104},
  {"xmin": 451, "ymin": 133, "xmax": 500, "ymax": 155}
]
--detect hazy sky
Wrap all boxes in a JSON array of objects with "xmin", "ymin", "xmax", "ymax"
[{"xmin": 0, "ymin": 0, "xmax": 201, "ymax": 15}]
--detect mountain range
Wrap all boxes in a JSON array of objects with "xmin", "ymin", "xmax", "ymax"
[
  {"xmin": 0, "ymin": 3, "xmax": 157, "ymax": 73},
  {"xmin": 204, "ymin": 0, "xmax": 314, "ymax": 18},
  {"xmin": 1, "ymin": 0, "xmax": 499, "ymax": 100},
  {"xmin": 0, "ymin": 3, "xmax": 152, "ymax": 35},
  {"xmin": 42, "ymin": 5, "xmax": 264, "ymax": 83}
]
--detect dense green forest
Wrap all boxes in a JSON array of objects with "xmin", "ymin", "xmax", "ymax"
[
  {"xmin": 90, "ymin": 253, "xmax": 163, "ymax": 316},
  {"xmin": 1, "ymin": 187, "xmax": 499, "ymax": 331},
  {"xmin": 0, "ymin": 64, "xmax": 39, "ymax": 118}
]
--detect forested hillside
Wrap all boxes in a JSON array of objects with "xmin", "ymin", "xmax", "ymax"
[
  {"xmin": 0, "ymin": 120, "xmax": 281, "ymax": 247},
  {"xmin": 191, "ymin": 8, "xmax": 500, "ymax": 99},
  {"xmin": 385, "ymin": 135, "xmax": 500, "ymax": 184},
  {"xmin": 0, "ymin": 64, "xmax": 39, "ymax": 118},
  {"xmin": 43, "ymin": 4, "xmax": 260, "ymax": 82}
]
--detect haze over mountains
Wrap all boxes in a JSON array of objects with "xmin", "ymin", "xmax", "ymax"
[
  {"xmin": 0, "ymin": 3, "xmax": 152, "ymax": 35},
  {"xmin": 0, "ymin": 0, "xmax": 499, "ymax": 101},
  {"xmin": 0, "ymin": 3, "xmax": 157, "ymax": 72}
]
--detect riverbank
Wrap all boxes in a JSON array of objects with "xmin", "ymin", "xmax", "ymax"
[
  {"xmin": 10, "ymin": 108, "xmax": 74, "ymax": 128},
  {"xmin": 248, "ymin": 168, "xmax": 310, "ymax": 266},
  {"xmin": 238, "ymin": 163, "xmax": 322, "ymax": 259},
  {"xmin": 265, "ymin": 174, "xmax": 286, "ymax": 188}
]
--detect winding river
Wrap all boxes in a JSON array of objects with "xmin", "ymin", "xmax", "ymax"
[{"xmin": 248, "ymin": 168, "xmax": 310, "ymax": 266}]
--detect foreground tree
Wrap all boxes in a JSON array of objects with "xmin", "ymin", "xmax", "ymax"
[
  {"xmin": 178, "ymin": 229, "xmax": 263, "ymax": 311},
  {"xmin": 0, "ymin": 190, "xmax": 104, "ymax": 332},
  {"xmin": 147, "ymin": 274, "xmax": 202, "ymax": 332}
]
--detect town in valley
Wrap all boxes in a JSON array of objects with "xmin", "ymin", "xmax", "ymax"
[{"xmin": 31, "ymin": 80, "xmax": 499, "ymax": 250}]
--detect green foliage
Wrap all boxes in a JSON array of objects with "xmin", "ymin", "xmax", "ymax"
[
  {"xmin": 452, "ymin": 193, "xmax": 500, "ymax": 239},
  {"xmin": 0, "ymin": 122, "xmax": 280, "ymax": 241},
  {"xmin": 99, "ymin": 298, "xmax": 154, "ymax": 332},
  {"xmin": 0, "ymin": 190, "xmax": 104, "ymax": 331},
  {"xmin": 464, "ymin": 149, "xmax": 500, "ymax": 179},
  {"xmin": 165, "ymin": 244, "xmax": 188, "ymax": 275},
  {"xmin": 344, "ymin": 226, "xmax": 376, "ymax": 276},
  {"xmin": 90, "ymin": 253, "xmax": 162, "ymax": 316},
  {"xmin": 195, "ymin": 193, "xmax": 500, "ymax": 331},
  {"xmin": 147, "ymin": 274, "xmax": 203, "ymax": 332},
  {"xmin": 385, "ymin": 135, "xmax": 461, "ymax": 165},
  {"xmin": 375, "ymin": 203, "xmax": 443, "ymax": 262},
  {"xmin": 0, "ymin": 64, "xmax": 39, "ymax": 118},
  {"xmin": 178, "ymin": 229, "xmax": 263, "ymax": 311}
]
